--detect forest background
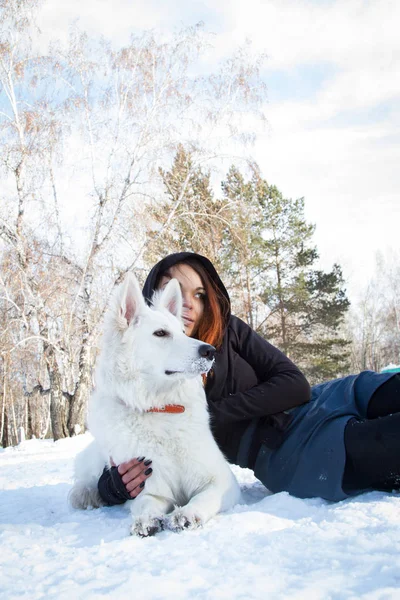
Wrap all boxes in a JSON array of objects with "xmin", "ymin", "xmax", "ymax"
[{"xmin": 1, "ymin": 0, "xmax": 399, "ymax": 446}]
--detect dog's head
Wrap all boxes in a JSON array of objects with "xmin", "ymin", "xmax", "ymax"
[{"xmin": 99, "ymin": 272, "xmax": 215, "ymax": 406}]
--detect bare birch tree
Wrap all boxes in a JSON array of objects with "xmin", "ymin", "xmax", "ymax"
[
  {"xmin": 0, "ymin": 1, "xmax": 267, "ymax": 443},
  {"xmin": 348, "ymin": 251, "xmax": 400, "ymax": 372},
  {"xmin": 0, "ymin": 0, "xmax": 70, "ymax": 441}
]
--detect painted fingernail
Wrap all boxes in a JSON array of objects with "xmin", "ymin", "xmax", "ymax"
[
  {"xmin": 143, "ymin": 459, "xmax": 152, "ymax": 466},
  {"xmin": 144, "ymin": 467, "xmax": 153, "ymax": 476},
  {"xmin": 137, "ymin": 456, "xmax": 145, "ymax": 462},
  {"xmin": 139, "ymin": 481, "xmax": 145, "ymax": 488}
]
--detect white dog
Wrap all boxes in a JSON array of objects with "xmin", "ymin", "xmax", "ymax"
[{"xmin": 70, "ymin": 273, "xmax": 241, "ymax": 536}]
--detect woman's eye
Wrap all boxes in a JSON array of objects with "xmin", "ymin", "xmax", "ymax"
[
  {"xmin": 195, "ymin": 292, "xmax": 206, "ymax": 300},
  {"xmin": 153, "ymin": 329, "xmax": 169, "ymax": 338}
]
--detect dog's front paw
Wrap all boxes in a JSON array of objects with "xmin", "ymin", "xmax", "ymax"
[
  {"xmin": 165, "ymin": 509, "xmax": 203, "ymax": 532},
  {"xmin": 130, "ymin": 517, "xmax": 163, "ymax": 538}
]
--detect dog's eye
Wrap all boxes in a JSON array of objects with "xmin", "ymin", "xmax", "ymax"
[{"xmin": 153, "ymin": 329, "xmax": 170, "ymax": 338}]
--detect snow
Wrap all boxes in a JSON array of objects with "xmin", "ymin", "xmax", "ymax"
[{"xmin": 1, "ymin": 435, "xmax": 400, "ymax": 599}]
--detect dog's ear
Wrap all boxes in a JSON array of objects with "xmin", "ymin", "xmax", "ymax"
[
  {"xmin": 156, "ymin": 278, "xmax": 183, "ymax": 320},
  {"xmin": 116, "ymin": 272, "xmax": 145, "ymax": 329}
]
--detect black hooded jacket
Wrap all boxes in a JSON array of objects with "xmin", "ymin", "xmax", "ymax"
[{"xmin": 142, "ymin": 252, "xmax": 311, "ymax": 463}]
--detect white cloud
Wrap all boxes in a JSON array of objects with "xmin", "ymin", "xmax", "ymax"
[
  {"xmin": 37, "ymin": 0, "xmax": 171, "ymax": 46},
  {"xmin": 211, "ymin": 0, "xmax": 400, "ymax": 115},
  {"xmin": 225, "ymin": 0, "xmax": 400, "ymax": 69}
]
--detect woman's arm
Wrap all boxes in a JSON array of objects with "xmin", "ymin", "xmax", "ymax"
[{"xmin": 213, "ymin": 316, "xmax": 311, "ymax": 422}]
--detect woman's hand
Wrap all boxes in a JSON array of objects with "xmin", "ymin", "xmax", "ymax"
[{"xmin": 111, "ymin": 457, "xmax": 153, "ymax": 498}]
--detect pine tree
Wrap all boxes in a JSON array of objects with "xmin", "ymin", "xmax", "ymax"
[
  {"xmin": 222, "ymin": 166, "xmax": 350, "ymax": 383},
  {"xmin": 145, "ymin": 145, "xmax": 230, "ymax": 270},
  {"xmin": 218, "ymin": 166, "xmax": 260, "ymax": 326},
  {"xmin": 256, "ymin": 179, "xmax": 350, "ymax": 382}
]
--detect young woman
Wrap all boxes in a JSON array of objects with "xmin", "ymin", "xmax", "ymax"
[{"xmin": 98, "ymin": 252, "xmax": 400, "ymax": 505}]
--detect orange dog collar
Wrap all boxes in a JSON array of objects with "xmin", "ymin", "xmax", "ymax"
[{"xmin": 147, "ymin": 405, "xmax": 185, "ymax": 414}]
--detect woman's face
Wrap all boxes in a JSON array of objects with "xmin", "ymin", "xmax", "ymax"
[{"xmin": 158, "ymin": 264, "xmax": 206, "ymax": 337}]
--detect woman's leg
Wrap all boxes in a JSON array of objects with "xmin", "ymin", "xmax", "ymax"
[
  {"xmin": 343, "ymin": 375, "xmax": 400, "ymax": 493},
  {"xmin": 366, "ymin": 374, "xmax": 400, "ymax": 418},
  {"xmin": 343, "ymin": 412, "xmax": 400, "ymax": 492}
]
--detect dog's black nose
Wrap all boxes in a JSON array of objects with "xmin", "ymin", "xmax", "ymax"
[{"xmin": 198, "ymin": 344, "xmax": 216, "ymax": 360}]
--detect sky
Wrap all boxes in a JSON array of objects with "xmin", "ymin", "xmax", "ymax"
[
  {"xmin": 1, "ymin": 434, "xmax": 400, "ymax": 599},
  {"xmin": 35, "ymin": 0, "xmax": 400, "ymax": 302}
]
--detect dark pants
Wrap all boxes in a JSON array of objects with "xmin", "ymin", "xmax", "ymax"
[{"xmin": 343, "ymin": 374, "xmax": 400, "ymax": 493}]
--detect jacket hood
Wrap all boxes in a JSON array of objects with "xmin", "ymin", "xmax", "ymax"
[{"xmin": 142, "ymin": 252, "xmax": 231, "ymax": 322}]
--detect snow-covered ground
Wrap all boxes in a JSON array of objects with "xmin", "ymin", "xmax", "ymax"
[{"xmin": 1, "ymin": 435, "xmax": 400, "ymax": 600}]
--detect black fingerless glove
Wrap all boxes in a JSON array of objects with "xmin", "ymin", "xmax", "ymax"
[{"xmin": 97, "ymin": 466, "xmax": 132, "ymax": 506}]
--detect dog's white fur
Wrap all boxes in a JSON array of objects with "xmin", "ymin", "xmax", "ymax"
[{"xmin": 70, "ymin": 273, "xmax": 241, "ymax": 536}]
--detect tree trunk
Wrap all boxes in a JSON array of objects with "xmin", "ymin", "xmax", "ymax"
[
  {"xmin": 27, "ymin": 388, "xmax": 50, "ymax": 439},
  {"xmin": 275, "ymin": 251, "xmax": 288, "ymax": 355},
  {"xmin": 1, "ymin": 404, "xmax": 12, "ymax": 447},
  {"xmin": 245, "ymin": 266, "xmax": 254, "ymax": 329},
  {"xmin": 50, "ymin": 387, "xmax": 69, "ymax": 441},
  {"xmin": 46, "ymin": 352, "xmax": 69, "ymax": 440},
  {"xmin": 67, "ymin": 345, "xmax": 92, "ymax": 436}
]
